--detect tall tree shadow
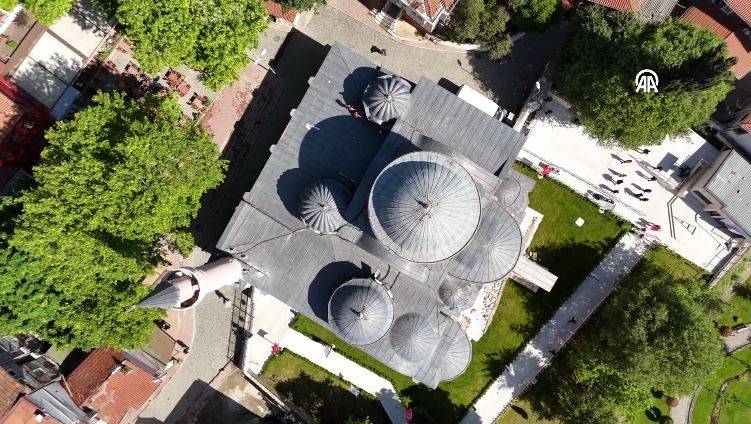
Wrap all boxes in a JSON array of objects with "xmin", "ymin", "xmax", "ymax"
[{"xmin": 274, "ymin": 372, "xmax": 389, "ymax": 423}]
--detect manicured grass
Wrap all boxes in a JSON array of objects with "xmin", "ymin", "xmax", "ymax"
[
  {"xmin": 498, "ymin": 399, "xmax": 557, "ymax": 424},
  {"xmin": 692, "ymin": 347, "xmax": 751, "ymax": 424},
  {"xmin": 260, "ymin": 351, "xmax": 390, "ymax": 423},
  {"xmin": 289, "ymin": 165, "xmax": 629, "ymax": 423}
]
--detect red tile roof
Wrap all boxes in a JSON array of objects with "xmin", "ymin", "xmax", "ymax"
[
  {"xmin": 0, "ymin": 369, "xmax": 24, "ymax": 417},
  {"xmin": 264, "ymin": 0, "xmax": 297, "ymax": 24},
  {"xmin": 590, "ymin": 0, "xmax": 638, "ymax": 11},
  {"xmin": 0, "ymin": 91, "xmax": 22, "ymax": 141},
  {"xmin": 725, "ymin": 0, "xmax": 751, "ymax": 26},
  {"xmin": 66, "ymin": 348, "xmax": 124, "ymax": 406},
  {"xmin": 741, "ymin": 113, "xmax": 751, "ymax": 133},
  {"xmin": 682, "ymin": 4, "xmax": 751, "ymax": 79},
  {"xmin": 84, "ymin": 360, "xmax": 159, "ymax": 424},
  {"xmin": 1, "ymin": 397, "xmax": 61, "ymax": 424}
]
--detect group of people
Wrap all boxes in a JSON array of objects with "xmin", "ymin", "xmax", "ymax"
[{"xmin": 605, "ymin": 151, "xmax": 660, "ymax": 201}]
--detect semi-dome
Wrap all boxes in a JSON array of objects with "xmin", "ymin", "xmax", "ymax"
[
  {"xmin": 389, "ymin": 313, "xmax": 440, "ymax": 362},
  {"xmin": 328, "ymin": 278, "xmax": 394, "ymax": 345},
  {"xmin": 439, "ymin": 330, "xmax": 472, "ymax": 381},
  {"xmin": 299, "ymin": 179, "xmax": 350, "ymax": 234},
  {"xmin": 450, "ymin": 201, "xmax": 522, "ymax": 284},
  {"xmin": 362, "ymin": 74, "xmax": 411, "ymax": 124},
  {"xmin": 438, "ymin": 278, "xmax": 471, "ymax": 310},
  {"xmin": 496, "ymin": 177, "xmax": 521, "ymax": 209},
  {"xmin": 369, "ymin": 151, "xmax": 481, "ymax": 263}
]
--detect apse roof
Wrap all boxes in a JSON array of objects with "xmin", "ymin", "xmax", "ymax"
[
  {"xmin": 439, "ymin": 329, "xmax": 471, "ymax": 381},
  {"xmin": 438, "ymin": 277, "xmax": 471, "ymax": 310},
  {"xmin": 329, "ymin": 278, "xmax": 395, "ymax": 345},
  {"xmin": 449, "ymin": 201, "xmax": 522, "ymax": 284},
  {"xmin": 368, "ymin": 151, "xmax": 481, "ymax": 263},
  {"xmin": 390, "ymin": 313, "xmax": 440, "ymax": 362},
  {"xmin": 363, "ymin": 74, "xmax": 412, "ymax": 125}
]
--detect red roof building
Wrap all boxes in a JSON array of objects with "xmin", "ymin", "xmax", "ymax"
[
  {"xmin": 0, "ymin": 368, "xmax": 24, "ymax": 417},
  {"xmin": 588, "ymin": 0, "xmax": 678, "ymax": 21},
  {"xmin": 681, "ymin": 0, "xmax": 751, "ymax": 79},
  {"xmin": 264, "ymin": 1, "xmax": 298, "ymax": 25},
  {"xmin": 725, "ymin": 0, "xmax": 751, "ymax": 26},
  {"xmin": 66, "ymin": 348, "xmax": 159, "ymax": 424},
  {"xmin": 1, "ymin": 397, "xmax": 62, "ymax": 424}
]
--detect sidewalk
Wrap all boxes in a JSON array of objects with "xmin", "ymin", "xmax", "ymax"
[
  {"xmin": 462, "ymin": 233, "xmax": 648, "ymax": 424},
  {"xmin": 280, "ymin": 329, "xmax": 407, "ymax": 424},
  {"xmin": 326, "ymin": 0, "xmax": 473, "ymax": 52},
  {"xmin": 243, "ymin": 290, "xmax": 296, "ymax": 374},
  {"xmin": 520, "ymin": 103, "xmax": 734, "ymax": 272}
]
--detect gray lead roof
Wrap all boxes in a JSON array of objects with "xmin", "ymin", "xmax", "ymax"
[
  {"xmin": 216, "ymin": 43, "xmax": 529, "ymax": 388},
  {"xmin": 329, "ymin": 278, "xmax": 395, "ymax": 345},
  {"xmin": 363, "ymin": 74, "xmax": 412, "ymax": 125},
  {"xmin": 368, "ymin": 151, "xmax": 481, "ymax": 263},
  {"xmin": 705, "ymin": 150, "xmax": 751, "ymax": 235},
  {"xmin": 300, "ymin": 179, "xmax": 351, "ymax": 234}
]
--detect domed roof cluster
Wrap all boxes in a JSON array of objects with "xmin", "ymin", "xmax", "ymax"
[{"xmin": 362, "ymin": 74, "xmax": 412, "ymax": 125}]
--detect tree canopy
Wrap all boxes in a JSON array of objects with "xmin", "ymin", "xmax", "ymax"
[
  {"xmin": 506, "ymin": 0, "xmax": 559, "ymax": 33},
  {"xmin": 550, "ymin": 7, "xmax": 734, "ymax": 149},
  {"xmin": 0, "ymin": 92, "xmax": 225, "ymax": 349},
  {"xmin": 529, "ymin": 249, "xmax": 724, "ymax": 422},
  {"xmin": 278, "ymin": 0, "xmax": 323, "ymax": 12},
  {"xmin": 443, "ymin": 0, "xmax": 513, "ymax": 59},
  {"xmin": 115, "ymin": 0, "xmax": 268, "ymax": 90},
  {"xmin": 0, "ymin": 0, "xmax": 74, "ymax": 25}
]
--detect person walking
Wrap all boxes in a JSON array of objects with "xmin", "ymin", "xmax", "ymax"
[
  {"xmin": 615, "ymin": 179, "xmax": 624, "ymax": 185},
  {"xmin": 618, "ymin": 158, "xmax": 633, "ymax": 164},
  {"xmin": 632, "ymin": 192, "xmax": 643, "ymax": 199},
  {"xmin": 640, "ymin": 197, "xmax": 649, "ymax": 202},
  {"xmin": 568, "ymin": 317, "xmax": 577, "ymax": 324},
  {"xmin": 647, "ymin": 175, "xmax": 657, "ymax": 181},
  {"xmin": 637, "ymin": 148, "xmax": 651, "ymax": 154},
  {"xmin": 642, "ymin": 188, "xmax": 652, "ymax": 193}
]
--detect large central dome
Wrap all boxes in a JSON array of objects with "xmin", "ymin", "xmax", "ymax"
[{"xmin": 368, "ymin": 151, "xmax": 481, "ymax": 263}]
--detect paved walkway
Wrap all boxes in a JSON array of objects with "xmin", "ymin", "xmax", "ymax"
[
  {"xmin": 243, "ymin": 290, "xmax": 296, "ymax": 374},
  {"xmin": 280, "ymin": 329, "xmax": 407, "ymax": 424},
  {"xmin": 303, "ymin": 5, "xmax": 569, "ymax": 112},
  {"xmin": 724, "ymin": 329, "xmax": 751, "ymax": 353},
  {"xmin": 462, "ymin": 233, "xmax": 648, "ymax": 424},
  {"xmin": 520, "ymin": 100, "xmax": 735, "ymax": 271}
]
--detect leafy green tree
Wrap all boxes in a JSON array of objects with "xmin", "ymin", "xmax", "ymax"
[
  {"xmin": 115, "ymin": 0, "xmax": 268, "ymax": 90},
  {"xmin": 506, "ymin": 0, "xmax": 559, "ymax": 33},
  {"xmin": 278, "ymin": 0, "xmax": 323, "ymax": 12},
  {"xmin": 529, "ymin": 250, "xmax": 724, "ymax": 422},
  {"xmin": 1, "ymin": 92, "xmax": 225, "ymax": 349},
  {"xmin": 23, "ymin": 0, "xmax": 74, "ymax": 24},
  {"xmin": 550, "ymin": 7, "xmax": 734, "ymax": 148},
  {"xmin": 444, "ymin": 0, "xmax": 512, "ymax": 59}
]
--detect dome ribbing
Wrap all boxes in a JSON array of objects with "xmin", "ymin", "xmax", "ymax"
[
  {"xmin": 389, "ymin": 313, "xmax": 440, "ymax": 362},
  {"xmin": 368, "ymin": 151, "xmax": 481, "ymax": 263},
  {"xmin": 329, "ymin": 278, "xmax": 394, "ymax": 345},
  {"xmin": 299, "ymin": 179, "xmax": 350, "ymax": 234},
  {"xmin": 362, "ymin": 74, "xmax": 411, "ymax": 124},
  {"xmin": 438, "ymin": 278, "xmax": 471, "ymax": 310}
]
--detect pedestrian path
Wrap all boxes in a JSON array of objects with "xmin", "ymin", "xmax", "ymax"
[
  {"xmin": 461, "ymin": 233, "xmax": 648, "ymax": 424},
  {"xmin": 280, "ymin": 329, "xmax": 407, "ymax": 424}
]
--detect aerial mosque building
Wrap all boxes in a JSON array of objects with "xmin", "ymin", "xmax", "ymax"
[{"xmin": 138, "ymin": 43, "xmax": 556, "ymax": 388}]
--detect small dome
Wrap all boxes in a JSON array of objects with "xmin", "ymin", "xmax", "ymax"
[
  {"xmin": 438, "ymin": 278, "xmax": 471, "ymax": 310},
  {"xmin": 496, "ymin": 177, "xmax": 521, "ymax": 208},
  {"xmin": 390, "ymin": 313, "xmax": 439, "ymax": 362},
  {"xmin": 362, "ymin": 74, "xmax": 411, "ymax": 124},
  {"xmin": 299, "ymin": 179, "xmax": 350, "ymax": 234},
  {"xmin": 439, "ymin": 330, "xmax": 472, "ymax": 381},
  {"xmin": 328, "ymin": 278, "xmax": 394, "ymax": 345},
  {"xmin": 450, "ymin": 202, "xmax": 522, "ymax": 284},
  {"xmin": 369, "ymin": 151, "xmax": 481, "ymax": 263}
]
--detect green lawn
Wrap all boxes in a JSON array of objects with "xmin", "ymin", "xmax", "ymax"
[
  {"xmin": 715, "ymin": 276, "xmax": 751, "ymax": 329},
  {"xmin": 497, "ymin": 399, "xmax": 557, "ymax": 424},
  {"xmin": 290, "ymin": 165, "xmax": 629, "ymax": 423},
  {"xmin": 692, "ymin": 347, "xmax": 751, "ymax": 424},
  {"xmin": 260, "ymin": 351, "xmax": 390, "ymax": 423}
]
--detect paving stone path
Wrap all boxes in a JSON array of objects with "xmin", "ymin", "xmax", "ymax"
[{"xmin": 462, "ymin": 233, "xmax": 648, "ymax": 424}]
